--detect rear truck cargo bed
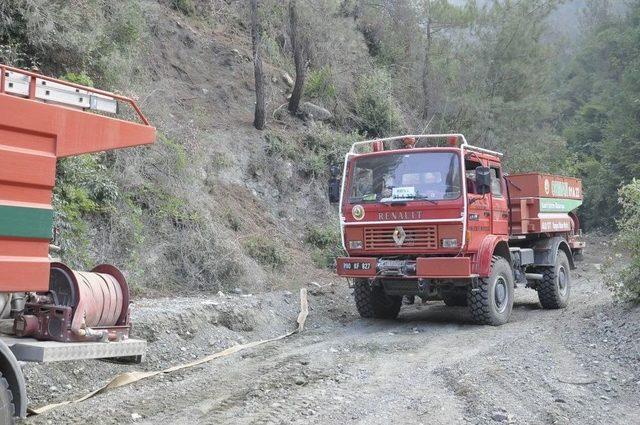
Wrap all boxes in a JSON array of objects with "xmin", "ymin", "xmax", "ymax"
[{"xmin": 507, "ymin": 173, "xmax": 582, "ymax": 235}]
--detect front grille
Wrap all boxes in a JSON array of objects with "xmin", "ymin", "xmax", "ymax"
[{"xmin": 364, "ymin": 225, "xmax": 438, "ymax": 250}]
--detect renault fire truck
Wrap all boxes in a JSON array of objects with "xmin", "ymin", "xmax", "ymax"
[{"xmin": 334, "ymin": 134, "xmax": 584, "ymax": 326}]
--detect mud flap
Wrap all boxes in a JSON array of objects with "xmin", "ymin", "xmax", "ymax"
[
  {"xmin": 531, "ymin": 237, "xmax": 575, "ymax": 269},
  {"xmin": 470, "ymin": 276, "xmax": 481, "ymax": 293}
]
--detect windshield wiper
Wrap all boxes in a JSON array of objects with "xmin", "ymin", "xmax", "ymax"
[
  {"xmin": 349, "ymin": 195, "xmax": 378, "ymax": 203},
  {"xmin": 384, "ymin": 195, "xmax": 438, "ymax": 205}
]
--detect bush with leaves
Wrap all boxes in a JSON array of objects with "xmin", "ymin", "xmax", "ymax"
[
  {"xmin": 354, "ymin": 69, "xmax": 401, "ymax": 137},
  {"xmin": 0, "ymin": 0, "xmax": 146, "ymax": 87},
  {"xmin": 306, "ymin": 226, "xmax": 343, "ymax": 269},
  {"xmin": 607, "ymin": 180, "xmax": 640, "ymax": 303},
  {"xmin": 244, "ymin": 236, "xmax": 287, "ymax": 270},
  {"xmin": 305, "ymin": 66, "xmax": 336, "ymax": 102},
  {"xmin": 53, "ymin": 154, "xmax": 119, "ymax": 268}
]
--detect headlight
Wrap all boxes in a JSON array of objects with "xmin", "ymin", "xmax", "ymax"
[
  {"xmin": 349, "ymin": 240, "xmax": 363, "ymax": 249},
  {"xmin": 442, "ymin": 238, "xmax": 458, "ymax": 248}
]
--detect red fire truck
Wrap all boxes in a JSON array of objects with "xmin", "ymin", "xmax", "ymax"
[
  {"xmin": 333, "ymin": 134, "xmax": 584, "ymax": 326},
  {"xmin": 0, "ymin": 64, "xmax": 155, "ymax": 423}
]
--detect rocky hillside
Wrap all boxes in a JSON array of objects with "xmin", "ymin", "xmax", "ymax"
[{"xmin": 1, "ymin": 0, "xmax": 366, "ymax": 294}]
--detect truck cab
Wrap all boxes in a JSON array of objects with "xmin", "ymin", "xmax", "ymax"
[{"xmin": 334, "ymin": 134, "xmax": 583, "ymax": 325}]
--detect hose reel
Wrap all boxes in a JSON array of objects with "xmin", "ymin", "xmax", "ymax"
[{"xmin": 14, "ymin": 263, "xmax": 132, "ymax": 342}]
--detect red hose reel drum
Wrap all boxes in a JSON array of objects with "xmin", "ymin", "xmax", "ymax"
[
  {"xmin": 49, "ymin": 263, "xmax": 130, "ymax": 328},
  {"xmin": 14, "ymin": 262, "xmax": 132, "ymax": 342}
]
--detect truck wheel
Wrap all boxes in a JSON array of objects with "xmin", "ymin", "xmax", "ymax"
[
  {"xmin": 353, "ymin": 279, "xmax": 402, "ymax": 319},
  {"xmin": 467, "ymin": 256, "xmax": 514, "ymax": 326},
  {"xmin": 441, "ymin": 290, "xmax": 468, "ymax": 307},
  {"xmin": 0, "ymin": 373, "xmax": 14, "ymax": 425},
  {"xmin": 537, "ymin": 250, "xmax": 570, "ymax": 309}
]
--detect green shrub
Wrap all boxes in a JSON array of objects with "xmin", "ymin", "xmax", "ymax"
[
  {"xmin": 53, "ymin": 154, "xmax": 119, "ymax": 268},
  {"xmin": 312, "ymin": 129, "xmax": 360, "ymax": 160},
  {"xmin": 158, "ymin": 133, "xmax": 188, "ymax": 171},
  {"xmin": 607, "ymin": 179, "xmax": 640, "ymax": 303},
  {"xmin": 301, "ymin": 153, "xmax": 326, "ymax": 178},
  {"xmin": 306, "ymin": 226, "xmax": 339, "ymax": 248},
  {"xmin": 110, "ymin": 2, "xmax": 144, "ymax": 45},
  {"xmin": 60, "ymin": 72, "xmax": 94, "ymax": 87},
  {"xmin": 244, "ymin": 236, "xmax": 287, "ymax": 269},
  {"xmin": 136, "ymin": 184, "xmax": 199, "ymax": 224},
  {"xmin": 265, "ymin": 133, "xmax": 297, "ymax": 159},
  {"xmin": 306, "ymin": 226, "xmax": 343, "ymax": 269},
  {"xmin": 301, "ymin": 128, "xmax": 361, "ymax": 176},
  {"xmin": 305, "ymin": 66, "xmax": 336, "ymax": 101},
  {"xmin": 261, "ymin": 34, "xmax": 288, "ymax": 70},
  {"xmin": 375, "ymin": 39, "xmax": 405, "ymax": 68},
  {"xmin": 354, "ymin": 69, "xmax": 401, "ymax": 137},
  {"xmin": 0, "ymin": 43, "xmax": 36, "ymax": 68}
]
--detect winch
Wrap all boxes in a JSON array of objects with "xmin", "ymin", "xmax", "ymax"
[{"xmin": 13, "ymin": 263, "xmax": 131, "ymax": 342}]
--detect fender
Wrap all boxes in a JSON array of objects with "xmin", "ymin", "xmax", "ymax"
[
  {"xmin": 531, "ymin": 236, "xmax": 575, "ymax": 269},
  {"xmin": 0, "ymin": 339, "xmax": 27, "ymax": 419},
  {"xmin": 474, "ymin": 234, "xmax": 510, "ymax": 277}
]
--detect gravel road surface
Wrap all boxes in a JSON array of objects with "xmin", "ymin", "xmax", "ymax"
[{"xmin": 22, "ymin": 237, "xmax": 640, "ymax": 424}]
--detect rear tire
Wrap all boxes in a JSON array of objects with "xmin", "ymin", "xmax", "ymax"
[
  {"xmin": 467, "ymin": 256, "xmax": 514, "ymax": 326},
  {"xmin": 537, "ymin": 250, "xmax": 571, "ymax": 309},
  {"xmin": 441, "ymin": 290, "xmax": 468, "ymax": 307},
  {"xmin": 0, "ymin": 373, "xmax": 14, "ymax": 425},
  {"xmin": 353, "ymin": 279, "xmax": 402, "ymax": 319}
]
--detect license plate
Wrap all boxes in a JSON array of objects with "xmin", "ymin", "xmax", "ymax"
[
  {"xmin": 342, "ymin": 261, "xmax": 373, "ymax": 271},
  {"xmin": 378, "ymin": 260, "xmax": 406, "ymax": 268}
]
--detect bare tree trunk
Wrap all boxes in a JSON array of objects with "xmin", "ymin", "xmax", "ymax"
[
  {"xmin": 288, "ymin": 0, "xmax": 305, "ymax": 114},
  {"xmin": 422, "ymin": 15, "xmax": 432, "ymax": 120},
  {"xmin": 251, "ymin": 0, "xmax": 266, "ymax": 130}
]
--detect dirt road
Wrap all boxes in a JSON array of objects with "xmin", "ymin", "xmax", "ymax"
[{"xmin": 24, "ymin": 237, "xmax": 640, "ymax": 424}]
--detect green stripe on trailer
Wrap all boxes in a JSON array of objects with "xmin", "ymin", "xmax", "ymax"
[
  {"xmin": 0, "ymin": 205, "xmax": 53, "ymax": 239},
  {"xmin": 539, "ymin": 197, "xmax": 583, "ymax": 213}
]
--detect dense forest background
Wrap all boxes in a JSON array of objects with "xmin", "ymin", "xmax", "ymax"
[{"xmin": 0, "ymin": 0, "xmax": 638, "ymax": 297}]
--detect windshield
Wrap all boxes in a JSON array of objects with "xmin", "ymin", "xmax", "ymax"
[{"xmin": 348, "ymin": 151, "xmax": 461, "ymax": 203}]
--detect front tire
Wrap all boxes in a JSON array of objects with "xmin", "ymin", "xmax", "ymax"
[
  {"xmin": 353, "ymin": 279, "xmax": 402, "ymax": 319},
  {"xmin": 537, "ymin": 250, "xmax": 571, "ymax": 309},
  {"xmin": 468, "ymin": 256, "xmax": 514, "ymax": 326},
  {"xmin": 0, "ymin": 372, "xmax": 14, "ymax": 425}
]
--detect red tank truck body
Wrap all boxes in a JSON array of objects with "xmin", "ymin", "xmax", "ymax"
[{"xmin": 0, "ymin": 64, "xmax": 155, "ymax": 421}]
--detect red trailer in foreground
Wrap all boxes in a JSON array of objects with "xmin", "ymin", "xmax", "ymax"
[
  {"xmin": 333, "ymin": 134, "xmax": 584, "ymax": 326},
  {"xmin": 0, "ymin": 64, "xmax": 155, "ymax": 422}
]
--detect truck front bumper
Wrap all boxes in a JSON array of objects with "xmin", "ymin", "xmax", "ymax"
[{"xmin": 336, "ymin": 257, "xmax": 473, "ymax": 279}]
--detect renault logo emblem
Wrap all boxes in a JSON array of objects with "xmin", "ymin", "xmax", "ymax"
[{"xmin": 393, "ymin": 226, "xmax": 406, "ymax": 246}]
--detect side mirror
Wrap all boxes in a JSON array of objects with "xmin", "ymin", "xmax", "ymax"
[
  {"xmin": 328, "ymin": 176, "xmax": 341, "ymax": 203},
  {"xmin": 328, "ymin": 165, "xmax": 342, "ymax": 203},
  {"xmin": 475, "ymin": 166, "xmax": 491, "ymax": 195},
  {"xmin": 330, "ymin": 165, "xmax": 341, "ymax": 177}
]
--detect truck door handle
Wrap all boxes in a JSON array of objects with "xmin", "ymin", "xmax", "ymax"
[
  {"xmin": 501, "ymin": 213, "xmax": 509, "ymax": 218},
  {"xmin": 484, "ymin": 211, "xmax": 491, "ymax": 217}
]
